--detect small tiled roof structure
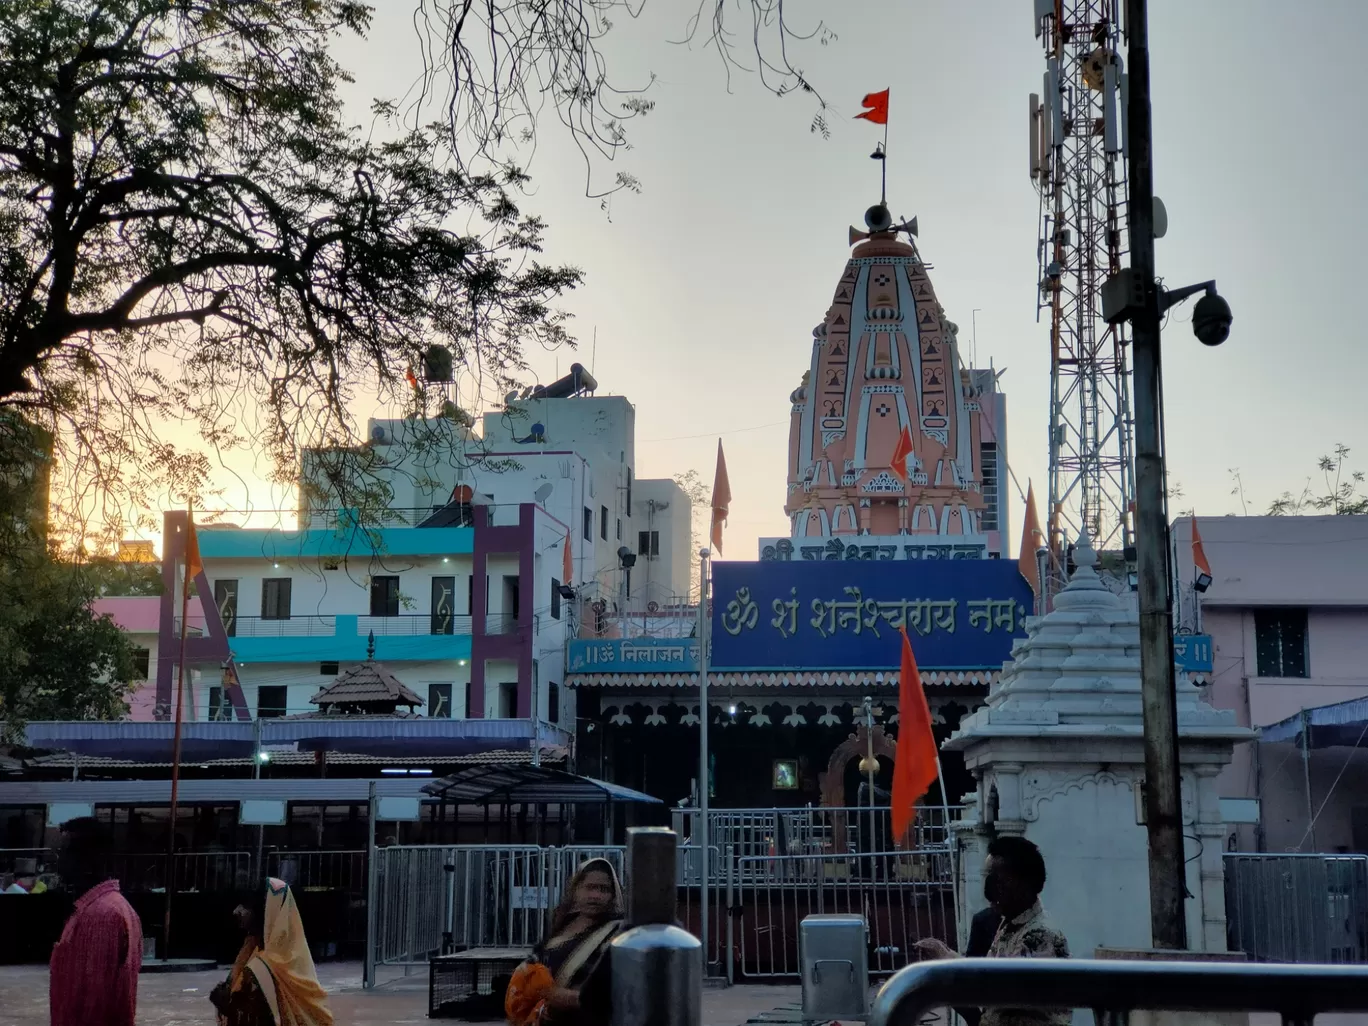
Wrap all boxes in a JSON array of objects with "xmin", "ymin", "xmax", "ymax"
[{"xmin": 310, "ymin": 658, "xmax": 424, "ymax": 716}]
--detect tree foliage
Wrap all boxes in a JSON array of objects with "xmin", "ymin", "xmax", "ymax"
[
  {"xmin": 0, "ymin": 550, "xmax": 138, "ymax": 741},
  {"xmin": 1267, "ymin": 444, "xmax": 1367, "ymax": 516},
  {"xmin": 0, "ymin": 0, "xmax": 581, "ymax": 541},
  {"xmin": 411, "ymin": 0, "xmax": 836, "ymax": 198}
]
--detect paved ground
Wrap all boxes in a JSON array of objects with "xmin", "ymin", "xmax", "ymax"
[{"xmin": 0, "ymin": 962, "xmax": 801, "ymax": 1026}]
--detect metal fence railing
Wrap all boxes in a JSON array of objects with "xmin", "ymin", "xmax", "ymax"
[
  {"xmin": 670, "ymin": 805, "xmax": 957, "ymax": 868},
  {"xmin": 870, "ymin": 958, "xmax": 1368, "ymax": 1026},
  {"xmin": 734, "ymin": 849, "xmax": 954, "ymax": 979},
  {"xmin": 0, "ymin": 847, "xmax": 367, "ymax": 898},
  {"xmin": 1225, "ymin": 853, "xmax": 1368, "ymax": 964}
]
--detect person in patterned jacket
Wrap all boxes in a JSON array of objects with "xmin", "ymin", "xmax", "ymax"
[
  {"xmin": 49, "ymin": 817, "xmax": 143, "ymax": 1026},
  {"xmin": 915, "ymin": 835, "xmax": 1071, "ymax": 1026}
]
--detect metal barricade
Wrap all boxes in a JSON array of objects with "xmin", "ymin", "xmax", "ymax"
[
  {"xmin": 1224, "ymin": 853, "xmax": 1368, "ymax": 964},
  {"xmin": 870, "ymin": 957, "xmax": 1368, "ymax": 1026},
  {"xmin": 732, "ymin": 848, "xmax": 954, "ymax": 978},
  {"xmin": 370, "ymin": 844, "xmax": 630, "ymax": 977},
  {"xmin": 672, "ymin": 806, "xmax": 957, "ymax": 865}
]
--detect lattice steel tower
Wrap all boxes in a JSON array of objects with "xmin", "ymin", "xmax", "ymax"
[{"xmin": 1030, "ymin": 0, "xmax": 1135, "ymax": 590}]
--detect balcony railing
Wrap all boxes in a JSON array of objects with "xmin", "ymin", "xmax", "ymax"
[
  {"xmin": 358, "ymin": 613, "xmax": 473, "ymax": 636},
  {"xmin": 219, "ymin": 613, "xmax": 472, "ymax": 638},
  {"xmin": 301, "ymin": 505, "xmax": 475, "ymax": 530},
  {"xmin": 231, "ymin": 615, "xmax": 337, "ymax": 637}
]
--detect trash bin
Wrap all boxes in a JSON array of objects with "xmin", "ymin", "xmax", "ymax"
[{"xmin": 799, "ymin": 914, "xmax": 868, "ymax": 1024}]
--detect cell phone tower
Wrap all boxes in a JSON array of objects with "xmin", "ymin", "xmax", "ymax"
[{"xmin": 1030, "ymin": 0, "xmax": 1135, "ymax": 595}]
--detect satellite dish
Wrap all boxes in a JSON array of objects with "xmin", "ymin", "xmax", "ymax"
[
  {"xmin": 1153, "ymin": 196, "xmax": 1168, "ymax": 239},
  {"xmin": 533, "ymin": 483, "xmax": 553, "ymax": 503}
]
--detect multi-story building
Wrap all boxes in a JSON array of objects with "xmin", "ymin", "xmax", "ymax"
[{"xmin": 1174, "ymin": 514, "xmax": 1368, "ymax": 853}]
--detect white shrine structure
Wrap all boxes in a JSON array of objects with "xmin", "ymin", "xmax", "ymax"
[{"xmin": 946, "ymin": 535, "xmax": 1254, "ymax": 957}]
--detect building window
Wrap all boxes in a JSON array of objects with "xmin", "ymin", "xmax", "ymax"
[
  {"xmin": 215, "ymin": 579, "xmax": 239, "ymax": 636},
  {"xmin": 502, "ymin": 575, "xmax": 520, "ymax": 623},
  {"xmin": 208, "ymin": 686, "xmax": 224, "ymax": 721},
  {"xmin": 583, "ymin": 507, "xmax": 593, "ymax": 541},
  {"xmin": 370, "ymin": 575, "xmax": 400, "ymax": 617},
  {"xmin": 257, "ymin": 685, "xmax": 288, "ymax": 718},
  {"xmin": 465, "ymin": 683, "xmax": 474, "ymax": 719},
  {"xmin": 548, "ymin": 682, "xmax": 560, "ymax": 725},
  {"xmin": 431, "ymin": 576, "xmax": 456, "ymax": 635},
  {"xmin": 261, "ymin": 578, "xmax": 292, "ymax": 620},
  {"xmin": 979, "ymin": 441, "xmax": 999, "ymax": 532},
  {"xmin": 467, "ymin": 575, "xmax": 475, "ymax": 615},
  {"xmin": 638, "ymin": 530, "xmax": 660, "ymax": 559},
  {"xmin": 428, "ymin": 682, "xmax": 453, "ymax": 719},
  {"xmin": 320, "ymin": 661, "xmax": 339, "ymax": 676},
  {"xmin": 550, "ymin": 579, "xmax": 561, "ymax": 620},
  {"xmin": 498, "ymin": 681, "xmax": 517, "ymax": 718},
  {"xmin": 600, "ymin": 505, "xmax": 608, "ymax": 541},
  {"xmin": 1254, "ymin": 609, "xmax": 1308, "ymax": 678},
  {"xmin": 131, "ymin": 647, "xmax": 151, "ymax": 680},
  {"xmin": 625, "ymin": 468, "xmax": 632, "ymax": 516},
  {"xmin": 616, "ymin": 517, "xmax": 622, "ymax": 541}
]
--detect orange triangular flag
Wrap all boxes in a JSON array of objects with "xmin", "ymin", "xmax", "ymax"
[
  {"xmin": 1192, "ymin": 515, "xmax": 1212, "ymax": 586},
  {"xmin": 710, "ymin": 440, "xmax": 731, "ymax": 555},
  {"xmin": 891, "ymin": 629, "xmax": 939, "ymax": 840},
  {"xmin": 562, "ymin": 531, "xmax": 574, "ymax": 586},
  {"xmin": 184, "ymin": 513, "xmax": 202, "ymax": 583},
  {"xmin": 855, "ymin": 88, "xmax": 890, "ymax": 125},
  {"xmin": 889, "ymin": 425, "xmax": 915, "ymax": 483},
  {"xmin": 405, "ymin": 365, "xmax": 419, "ymax": 390},
  {"xmin": 1018, "ymin": 482, "xmax": 1044, "ymax": 593}
]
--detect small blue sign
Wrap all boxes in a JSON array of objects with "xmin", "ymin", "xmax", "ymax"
[
  {"xmin": 1173, "ymin": 634, "xmax": 1214, "ymax": 674},
  {"xmin": 710, "ymin": 559, "xmax": 1033, "ymax": 670},
  {"xmin": 568, "ymin": 637, "xmax": 700, "ymax": 673}
]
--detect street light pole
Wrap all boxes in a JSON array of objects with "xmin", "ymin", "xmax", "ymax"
[
  {"xmin": 697, "ymin": 548, "xmax": 711, "ymax": 967},
  {"xmin": 1124, "ymin": 0, "xmax": 1188, "ymax": 950}
]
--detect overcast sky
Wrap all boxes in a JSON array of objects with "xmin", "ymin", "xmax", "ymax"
[{"xmin": 211, "ymin": 0, "xmax": 1367, "ymax": 559}]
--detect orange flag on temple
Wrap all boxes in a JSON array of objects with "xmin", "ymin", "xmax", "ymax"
[
  {"xmin": 1192, "ymin": 515, "xmax": 1213, "ymax": 590},
  {"xmin": 1018, "ymin": 482, "xmax": 1044, "ymax": 594},
  {"xmin": 563, "ymin": 531, "xmax": 574, "ymax": 586},
  {"xmin": 891, "ymin": 629, "xmax": 939, "ymax": 841},
  {"xmin": 889, "ymin": 425, "xmax": 914, "ymax": 484},
  {"xmin": 710, "ymin": 440, "xmax": 731, "ymax": 555},
  {"xmin": 855, "ymin": 89, "xmax": 890, "ymax": 125}
]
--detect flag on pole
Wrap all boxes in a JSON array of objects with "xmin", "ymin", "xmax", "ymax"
[
  {"xmin": 405, "ymin": 365, "xmax": 419, "ymax": 391},
  {"xmin": 184, "ymin": 514, "xmax": 202, "ymax": 587},
  {"xmin": 891, "ymin": 628, "xmax": 939, "ymax": 840},
  {"xmin": 855, "ymin": 89, "xmax": 890, "ymax": 125},
  {"xmin": 889, "ymin": 425, "xmax": 915, "ymax": 484},
  {"xmin": 1018, "ymin": 482, "xmax": 1044, "ymax": 593},
  {"xmin": 562, "ymin": 531, "xmax": 574, "ymax": 586},
  {"xmin": 1192, "ymin": 515, "xmax": 1213, "ymax": 592},
  {"xmin": 710, "ymin": 440, "xmax": 731, "ymax": 555}
]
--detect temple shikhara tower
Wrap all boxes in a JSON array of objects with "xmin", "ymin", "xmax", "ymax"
[{"xmin": 766, "ymin": 202, "xmax": 1010, "ymax": 561}]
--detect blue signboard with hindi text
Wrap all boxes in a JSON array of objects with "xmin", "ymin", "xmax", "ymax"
[
  {"xmin": 567, "ymin": 637, "xmax": 700, "ymax": 673},
  {"xmin": 1173, "ymin": 634, "xmax": 1214, "ymax": 675},
  {"xmin": 710, "ymin": 559, "xmax": 1032, "ymax": 670}
]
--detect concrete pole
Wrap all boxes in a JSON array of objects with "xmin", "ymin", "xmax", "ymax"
[{"xmin": 1125, "ymin": 0, "xmax": 1187, "ymax": 950}]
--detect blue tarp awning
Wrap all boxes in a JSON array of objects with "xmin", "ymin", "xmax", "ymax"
[
  {"xmin": 422, "ymin": 764, "xmax": 662, "ymax": 805},
  {"xmin": 1260, "ymin": 695, "xmax": 1368, "ymax": 748},
  {"xmin": 22, "ymin": 718, "xmax": 571, "ymax": 762}
]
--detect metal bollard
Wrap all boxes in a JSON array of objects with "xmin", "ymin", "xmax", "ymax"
[{"xmin": 612, "ymin": 827, "xmax": 702, "ymax": 1026}]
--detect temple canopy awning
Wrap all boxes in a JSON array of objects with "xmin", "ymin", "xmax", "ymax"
[
  {"xmin": 423, "ymin": 764, "xmax": 662, "ymax": 805},
  {"xmin": 566, "ymin": 668, "xmax": 1001, "ymax": 691},
  {"xmin": 1260, "ymin": 696, "xmax": 1368, "ymax": 749},
  {"xmin": 22, "ymin": 718, "xmax": 571, "ymax": 762}
]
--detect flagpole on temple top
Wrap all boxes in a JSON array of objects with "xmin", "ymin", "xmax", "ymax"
[
  {"xmin": 881, "ymin": 96, "xmax": 889, "ymax": 206},
  {"xmin": 163, "ymin": 504, "xmax": 194, "ymax": 959}
]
